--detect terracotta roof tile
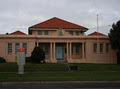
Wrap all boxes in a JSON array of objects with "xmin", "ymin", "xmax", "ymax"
[
  {"xmin": 9, "ymin": 30, "xmax": 27, "ymax": 35},
  {"xmin": 88, "ymin": 31, "xmax": 107, "ymax": 36},
  {"xmin": 29, "ymin": 17, "xmax": 88, "ymax": 29}
]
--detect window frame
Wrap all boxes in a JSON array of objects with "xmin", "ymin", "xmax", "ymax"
[
  {"xmin": 100, "ymin": 43, "xmax": 103, "ymax": 53},
  {"xmin": 76, "ymin": 44, "xmax": 80, "ymax": 55},
  {"xmin": 8, "ymin": 43, "xmax": 12, "ymax": 55},
  {"xmin": 75, "ymin": 31, "xmax": 79, "ymax": 35},
  {"xmin": 38, "ymin": 31, "xmax": 42, "ymax": 35},
  {"xmin": 45, "ymin": 44, "xmax": 49, "ymax": 55},
  {"xmin": 23, "ymin": 43, "xmax": 27, "ymax": 54},
  {"xmin": 93, "ymin": 43, "xmax": 97, "ymax": 53},
  {"xmin": 15, "ymin": 43, "xmax": 20, "ymax": 54},
  {"xmin": 106, "ymin": 43, "xmax": 109, "ymax": 53},
  {"xmin": 44, "ymin": 31, "xmax": 49, "ymax": 35},
  {"xmin": 69, "ymin": 31, "xmax": 73, "ymax": 35}
]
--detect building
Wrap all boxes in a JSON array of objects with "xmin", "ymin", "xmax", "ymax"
[{"xmin": 0, "ymin": 17, "xmax": 117, "ymax": 63}]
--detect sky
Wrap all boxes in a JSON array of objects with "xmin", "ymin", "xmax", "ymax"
[{"xmin": 0, "ymin": 0, "xmax": 120, "ymax": 35}]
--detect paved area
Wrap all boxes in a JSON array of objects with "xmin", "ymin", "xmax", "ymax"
[{"xmin": 0, "ymin": 82, "xmax": 120, "ymax": 89}]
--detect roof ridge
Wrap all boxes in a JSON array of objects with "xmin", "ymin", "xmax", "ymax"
[
  {"xmin": 88, "ymin": 31, "xmax": 107, "ymax": 36},
  {"xmin": 9, "ymin": 30, "xmax": 27, "ymax": 35},
  {"xmin": 29, "ymin": 17, "xmax": 88, "ymax": 29},
  {"xmin": 52, "ymin": 17, "xmax": 87, "ymax": 29}
]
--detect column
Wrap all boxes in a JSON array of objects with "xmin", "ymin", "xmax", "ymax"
[
  {"xmin": 67, "ymin": 43, "xmax": 69, "ymax": 60},
  {"xmin": 70, "ymin": 42, "xmax": 72, "ymax": 60},
  {"xmin": 37, "ymin": 42, "xmax": 39, "ymax": 47},
  {"xmin": 53, "ymin": 42, "xmax": 56, "ymax": 60},
  {"xmin": 50, "ymin": 43, "xmax": 52, "ymax": 60},
  {"xmin": 82, "ymin": 42, "xmax": 84, "ymax": 59}
]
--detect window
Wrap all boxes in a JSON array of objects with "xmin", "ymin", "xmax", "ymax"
[
  {"xmin": 58, "ymin": 29, "xmax": 64, "ymax": 36},
  {"xmin": 8, "ymin": 43, "xmax": 12, "ymax": 55},
  {"xmin": 76, "ymin": 44, "xmax": 80, "ymax": 55},
  {"xmin": 38, "ymin": 31, "xmax": 42, "ymax": 35},
  {"xmin": 69, "ymin": 31, "xmax": 73, "ymax": 35},
  {"xmin": 44, "ymin": 31, "xmax": 49, "ymax": 35},
  {"xmin": 15, "ymin": 43, "xmax": 20, "ymax": 54},
  {"xmin": 93, "ymin": 43, "xmax": 97, "ymax": 53},
  {"xmin": 106, "ymin": 43, "xmax": 109, "ymax": 53},
  {"xmin": 76, "ymin": 31, "xmax": 79, "ymax": 35},
  {"xmin": 45, "ymin": 44, "xmax": 49, "ymax": 55},
  {"xmin": 23, "ymin": 43, "xmax": 27, "ymax": 54},
  {"xmin": 100, "ymin": 44, "xmax": 103, "ymax": 53}
]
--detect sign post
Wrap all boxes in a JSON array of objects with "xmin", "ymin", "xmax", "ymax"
[{"xmin": 17, "ymin": 48, "xmax": 25, "ymax": 74}]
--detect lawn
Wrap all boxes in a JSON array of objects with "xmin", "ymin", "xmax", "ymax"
[
  {"xmin": 1, "ymin": 63, "xmax": 120, "ymax": 72},
  {"xmin": 0, "ymin": 63, "xmax": 68, "ymax": 72},
  {"xmin": 1, "ymin": 71, "xmax": 120, "ymax": 82},
  {"xmin": 0, "ymin": 63, "xmax": 120, "ymax": 82}
]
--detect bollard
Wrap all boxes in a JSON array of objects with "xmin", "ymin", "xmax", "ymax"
[{"xmin": 17, "ymin": 48, "xmax": 25, "ymax": 74}]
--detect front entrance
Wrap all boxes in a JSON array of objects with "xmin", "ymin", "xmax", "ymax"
[{"xmin": 56, "ymin": 44, "xmax": 63, "ymax": 60}]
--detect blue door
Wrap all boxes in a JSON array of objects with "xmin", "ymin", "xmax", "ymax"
[{"xmin": 56, "ymin": 45, "xmax": 63, "ymax": 59}]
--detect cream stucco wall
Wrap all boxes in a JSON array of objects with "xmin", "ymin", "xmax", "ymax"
[
  {"xmin": 31, "ymin": 30, "xmax": 84, "ymax": 36},
  {"xmin": 85, "ymin": 38, "xmax": 117, "ymax": 64},
  {"xmin": 0, "ymin": 34, "xmax": 117, "ymax": 64}
]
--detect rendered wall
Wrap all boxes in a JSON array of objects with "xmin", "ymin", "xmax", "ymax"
[{"xmin": 0, "ymin": 35, "xmax": 117, "ymax": 64}]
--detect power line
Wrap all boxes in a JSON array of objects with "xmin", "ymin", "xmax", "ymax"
[{"xmin": 88, "ymin": 25, "xmax": 111, "ymax": 29}]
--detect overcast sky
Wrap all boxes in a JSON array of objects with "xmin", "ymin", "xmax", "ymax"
[{"xmin": 0, "ymin": 0, "xmax": 120, "ymax": 35}]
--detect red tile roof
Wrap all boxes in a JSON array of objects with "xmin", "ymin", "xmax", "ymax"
[
  {"xmin": 29, "ymin": 17, "xmax": 88, "ymax": 29},
  {"xmin": 9, "ymin": 30, "xmax": 27, "ymax": 35},
  {"xmin": 88, "ymin": 31, "xmax": 107, "ymax": 36}
]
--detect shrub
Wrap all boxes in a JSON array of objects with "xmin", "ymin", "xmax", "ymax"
[
  {"xmin": 0, "ymin": 57, "xmax": 6, "ymax": 63},
  {"xmin": 31, "ymin": 47, "xmax": 45, "ymax": 63},
  {"xmin": 25, "ymin": 57, "xmax": 32, "ymax": 63}
]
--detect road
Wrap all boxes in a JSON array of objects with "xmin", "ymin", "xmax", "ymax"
[{"xmin": 0, "ymin": 82, "xmax": 120, "ymax": 89}]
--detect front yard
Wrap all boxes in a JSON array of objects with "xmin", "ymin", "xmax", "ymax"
[{"xmin": 0, "ymin": 63, "xmax": 120, "ymax": 82}]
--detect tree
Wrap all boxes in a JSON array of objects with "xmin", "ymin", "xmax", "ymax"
[
  {"xmin": 31, "ymin": 47, "xmax": 45, "ymax": 63},
  {"xmin": 108, "ymin": 20, "xmax": 120, "ymax": 63}
]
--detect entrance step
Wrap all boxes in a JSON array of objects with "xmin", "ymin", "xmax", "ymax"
[
  {"xmin": 66, "ymin": 64, "xmax": 80, "ymax": 71},
  {"xmin": 57, "ymin": 60, "xmax": 67, "ymax": 64}
]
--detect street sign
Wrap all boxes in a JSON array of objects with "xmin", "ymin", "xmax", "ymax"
[
  {"xmin": 17, "ymin": 48, "xmax": 25, "ymax": 74},
  {"xmin": 18, "ymin": 48, "xmax": 25, "ymax": 52}
]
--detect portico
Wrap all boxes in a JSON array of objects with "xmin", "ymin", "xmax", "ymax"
[{"xmin": 37, "ymin": 41, "xmax": 85, "ymax": 63}]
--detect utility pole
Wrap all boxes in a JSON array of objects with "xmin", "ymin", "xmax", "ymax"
[
  {"xmin": 97, "ymin": 14, "xmax": 98, "ymax": 35},
  {"xmin": 97, "ymin": 14, "xmax": 99, "ymax": 55}
]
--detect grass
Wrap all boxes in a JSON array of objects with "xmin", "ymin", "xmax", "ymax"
[
  {"xmin": 76, "ymin": 63, "xmax": 120, "ymax": 71},
  {"xmin": 0, "ymin": 63, "xmax": 120, "ymax": 82},
  {"xmin": 25, "ymin": 63, "xmax": 68, "ymax": 71},
  {"xmin": 1, "ymin": 63, "xmax": 120, "ymax": 72},
  {"xmin": 0, "ymin": 71, "xmax": 120, "ymax": 82},
  {"xmin": 0, "ymin": 63, "xmax": 68, "ymax": 72}
]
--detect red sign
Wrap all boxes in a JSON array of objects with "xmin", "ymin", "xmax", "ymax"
[{"xmin": 18, "ymin": 48, "xmax": 25, "ymax": 52}]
